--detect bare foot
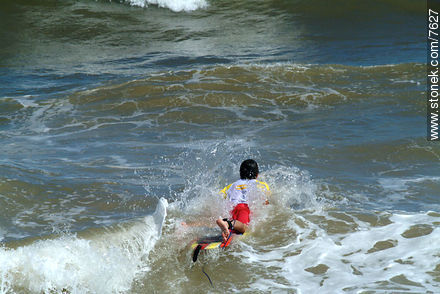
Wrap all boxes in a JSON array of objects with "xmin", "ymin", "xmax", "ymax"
[{"xmin": 216, "ymin": 218, "xmax": 230, "ymax": 242}]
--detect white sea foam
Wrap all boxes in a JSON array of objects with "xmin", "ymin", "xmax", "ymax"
[
  {"xmin": 242, "ymin": 211, "xmax": 440, "ymax": 293},
  {"xmin": 0, "ymin": 198, "xmax": 167, "ymax": 294},
  {"xmin": 126, "ymin": 0, "xmax": 208, "ymax": 12}
]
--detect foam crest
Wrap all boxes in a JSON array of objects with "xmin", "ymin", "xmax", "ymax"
[
  {"xmin": 274, "ymin": 211, "xmax": 440, "ymax": 292},
  {"xmin": 126, "ymin": 0, "xmax": 208, "ymax": 12},
  {"xmin": 0, "ymin": 198, "xmax": 167, "ymax": 294}
]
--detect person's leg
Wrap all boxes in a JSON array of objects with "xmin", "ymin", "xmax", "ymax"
[
  {"xmin": 233, "ymin": 203, "xmax": 250, "ymax": 234},
  {"xmin": 231, "ymin": 220, "xmax": 247, "ymax": 233},
  {"xmin": 217, "ymin": 204, "xmax": 250, "ymax": 241},
  {"xmin": 217, "ymin": 218, "xmax": 247, "ymax": 237},
  {"xmin": 216, "ymin": 218, "xmax": 248, "ymax": 241},
  {"xmin": 216, "ymin": 218, "xmax": 230, "ymax": 241}
]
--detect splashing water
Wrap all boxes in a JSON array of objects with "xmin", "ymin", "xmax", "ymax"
[
  {"xmin": 0, "ymin": 199, "xmax": 167, "ymax": 294},
  {"xmin": 125, "ymin": 0, "xmax": 208, "ymax": 12}
]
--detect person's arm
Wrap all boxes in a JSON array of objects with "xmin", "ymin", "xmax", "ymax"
[
  {"xmin": 256, "ymin": 180, "xmax": 271, "ymax": 204},
  {"xmin": 219, "ymin": 183, "xmax": 233, "ymax": 199}
]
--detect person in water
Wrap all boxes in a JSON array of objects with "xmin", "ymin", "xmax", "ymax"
[{"xmin": 216, "ymin": 159, "xmax": 270, "ymax": 241}]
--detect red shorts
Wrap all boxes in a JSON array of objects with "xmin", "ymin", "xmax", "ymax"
[{"xmin": 231, "ymin": 203, "xmax": 251, "ymax": 225}]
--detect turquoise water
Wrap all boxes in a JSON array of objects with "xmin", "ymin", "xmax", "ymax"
[{"xmin": 0, "ymin": 0, "xmax": 438, "ymax": 293}]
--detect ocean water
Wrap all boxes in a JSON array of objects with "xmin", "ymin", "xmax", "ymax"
[{"xmin": 0, "ymin": 0, "xmax": 438, "ymax": 293}]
